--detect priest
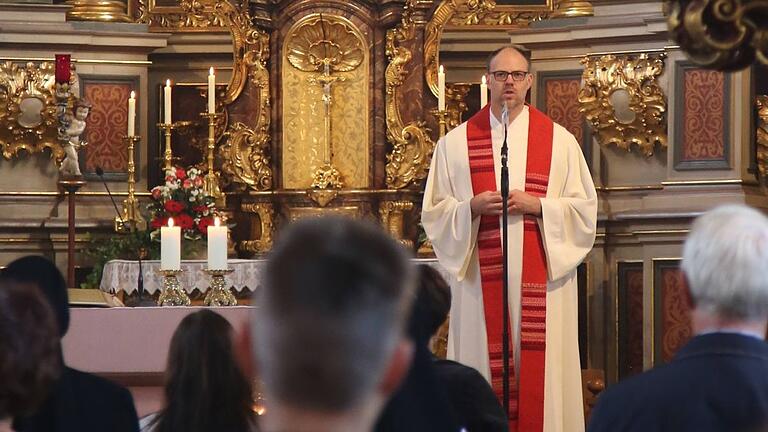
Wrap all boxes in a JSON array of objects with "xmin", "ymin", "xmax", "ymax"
[{"xmin": 422, "ymin": 46, "xmax": 597, "ymax": 432}]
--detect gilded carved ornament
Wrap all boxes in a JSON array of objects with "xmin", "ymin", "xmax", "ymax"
[
  {"xmin": 136, "ymin": 0, "xmax": 226, "ymax": 31},
  {"xmin": 215, "ymin": 1, "xmax": 274, "ymax": 191},
  {"xmin": 0, "ymin": 61, "xmax": 65, "ymax": 162},
  {"xmin": 668, "ymin": 0, "xmax": 768, "ymax": 71},
  {"xmin": 756, "ymin": 96, "xmax": 768, "ymax": 183},
  {"xmin": 385, "ymin": 2, "xmax": 436, "ymax": 189},
  {"xmin": 578, "ymin": 54, "xmax": 667, "ymax": 157},
  {"xmin": 380, "ymin": 200, "xmax": 415, "ymax": 249},
  {"xmin": 239, "ymin": 202, "xmax": 274, "ymax": 255}
]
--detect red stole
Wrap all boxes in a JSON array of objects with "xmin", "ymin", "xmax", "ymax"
[{"xmin": 466, "ymin": 104, "xmax": 553, "ymax": 431}]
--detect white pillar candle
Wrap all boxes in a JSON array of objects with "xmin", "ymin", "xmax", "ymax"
[
  {"xmin": 127, "ymin": 91, "xmax": 136, "ymax": 136},
  {"xmin": 207, "ymin": 217, "xmax": 228, "ymax": 270},
  {"xmin": 161, "ymin": 217, "xmax": 181, "ymax": 270},
  {"xmin": 164, "ymin": 79, "xmax": 172, "ymax": 124},
  {"xmin": 208, "ymin": 67, "xmax": 216, "ymax": 114},
  {"xmin": 438, "ymin": 65, "xmax": 446, "ymax": 111},
  {"xmin": 480, "ymin": 75, "xmax": 488, "ymax": 108}
]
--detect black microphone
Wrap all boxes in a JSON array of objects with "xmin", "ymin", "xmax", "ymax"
[
  {"xmin": 96, "ymin": 167, "xmax": 124, "ymax": 226},
  {"xmin": 95, "ymin": 167, "xmax": 149, "ymax": 306}
]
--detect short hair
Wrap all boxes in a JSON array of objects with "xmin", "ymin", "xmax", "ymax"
[
  {"xmin": 414, "ymin": 265, "xmax": 452, "ymax": 339},
  {"xmin": 0, "ymin": 280, "xmax": 62, "ymax": 419},
  {"xmin": 253, "ymin": 216, "xmax": 414, "ymax": 412},
  {"xmin": 486, "ymin": 45, "xmax": 531, "ymax": 72},
  {"xmin": 2, "ymin": 256, "xmax": 69, "ymax": 336},
  {"xmin": 681, "ymin": 204, "xmax": 768, "ymax": 320}
]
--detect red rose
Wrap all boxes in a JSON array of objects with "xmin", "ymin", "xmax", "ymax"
[
  {"xmin": 197, "ymin": 216, "xmax": 214, "ymax": 234},
  {"xmin": 192, "ymin": 205, "xmax": 208, "ymax": 213},
  {"xmin": 165, "ymin": 175, "xmax": 175, "ymax": 184},
  {"xmin": 164, "ymin": 200, "xmax": 185, "ymax": 213},
  {"xmin": 182, "ymin": 179, "xmax": 193, "ymax": 189},
  {"xmin": 193, "ymin": 176, "xmax": 204, "ymax": 187},
  {"xmin": 150, "ymin": 216, "xmax": 168, "ymax": 229},
  {"xmin": 175, "ymin": 167, "xmax": 187, "ymax": 180},
  {"xmin": 175, "ymin": 213, "xmax": 194, "ymax": 230}
]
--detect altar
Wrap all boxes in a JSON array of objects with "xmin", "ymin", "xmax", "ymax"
[{"xmin": 99, "ymin": 258, "xmax": 453, "ymax": 297}]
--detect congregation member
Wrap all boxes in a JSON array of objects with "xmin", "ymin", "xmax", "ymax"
[
  {"xmin": 0, "ymin": 280, "xmax": 61, "ymax": 432},
  {"xmin": 141, "ymin": 309, "xmax": 257, "ymax": 432},
  {"xmin": 422, "ymin": 45, "xmax": 596, "ymax": 431},
  {"xmin": 419, "ymin": 265, "xmax": 508, "ymax": 432},
  {"xmin": 250, "ymin": 217, "xmax": 415, "ymax": 432},
  {"xmin": 588, "ymin": 204, "xmax": 768, "ymax": 432},
  {"xmin": 3, "ymin": 256, "xmax": 140, "ymax": 432}
]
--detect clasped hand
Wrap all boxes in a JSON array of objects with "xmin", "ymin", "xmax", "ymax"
[{"xmin": 470, "ymin": 190, "xmax": 542, "ymax": 217}]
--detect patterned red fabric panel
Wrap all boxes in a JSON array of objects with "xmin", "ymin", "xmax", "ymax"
[
  {"xmin": 544, "ymin": 78, "xmax": 584, "ymax": 147},
  {"xmin": 84, "ymin": 83, "xmax": 131, "ymax": 173},
  {"xmin": 681, "ymin": 69, "xmax": 726, "ymax": 161},
  {"xmin": 661, "ymin": 267, "xmax": 692, "ymax": 362}
]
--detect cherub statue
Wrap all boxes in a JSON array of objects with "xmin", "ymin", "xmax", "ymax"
[{"xmin": 58, "ymin": 99, "xmax": 91, "ymax": 177}]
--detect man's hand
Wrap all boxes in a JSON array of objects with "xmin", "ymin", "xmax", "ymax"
[
  {"xmin": 470, "ymin": 191, "xmax": 503, "ymax": 217},
  {"xmin": 507, "ymin": 189, "xmax": 542, "ymax": 216}
]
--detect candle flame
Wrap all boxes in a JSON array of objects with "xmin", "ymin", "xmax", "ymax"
[
  {"xmin": 168, "ymin": 217, "xmax": 174, "ymax": 228},
  {"xmin": 214, "ymin": 217, "xmax": 221, "ymax": 227},
  {"xmin": 481, "ymin": 75, "xmax": 486, "ymax": 85},
  {"xmin": 439, "ymin": 65, "xmax": 444, "ymax": 74},
  {"xmin": 166, "ymin": 79, "xmax": 171, "ymax": 87},
  {"xmin": 130, "ymin": 91, "xmax": 135, "ymax": 99},
  {"xmin": 209, "ymin": 67, "xmax": 214, "ymax": 76}
]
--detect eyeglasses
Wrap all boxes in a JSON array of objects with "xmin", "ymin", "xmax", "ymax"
[{"xmin": 490, "ymin": 70, "xmax": 529, "ymax": 82}]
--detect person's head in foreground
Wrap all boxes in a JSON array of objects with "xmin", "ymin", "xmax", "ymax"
[
  {"xmin": 149, "ymin": 309, "xmax": 255, "ymax": 432},
  {"xmin": 0, "ymin": 280, "xmax": 61, "ymax": 432},
  {"xmin": 252, "ymin": 216, "xmax": 415, "ymax": 432},
  {"xmin": 682, "ymin": 204, "xmax": 768, "ymax": 335}
]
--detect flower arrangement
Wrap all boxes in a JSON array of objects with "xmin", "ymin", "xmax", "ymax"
[{"xmin": 148, "ymin": 166, "xmax": 217, "ymax": 241}]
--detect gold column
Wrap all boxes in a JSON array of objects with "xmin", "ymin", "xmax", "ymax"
[
  {"xmin": 551, "ymin": 0, "xmax": 594, "ymax": 18},
  {"xmin": 66, "ymin": 0, "xmax": 132, "ymax": 22}
]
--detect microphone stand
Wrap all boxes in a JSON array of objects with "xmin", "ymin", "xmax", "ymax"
[
  {"xmin": 96, "ymin": 168, "xmax": 152, "ymax": 306},
  {"xmin": 500, "ymin": 105, "xmax": 511, "ymax": 417}
]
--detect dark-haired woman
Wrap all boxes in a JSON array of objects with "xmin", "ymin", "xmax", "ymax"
[{"xmin": 141, "ymin": 310, "xmax": 257, "ymax": 432}]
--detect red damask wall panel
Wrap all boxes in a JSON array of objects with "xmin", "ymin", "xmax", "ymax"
[
  {"xmin": 675, "ymin": 63, "xmax": 730, "ymax": 170},
  {"xmin": 83, "ymin": 82, "xmax": 132, "ymax": 174},
  {"xmin": 545, "ymin": 79, "xmax": 585, "ymax": 147},
  {"xmin": 654, "ymin": 260, "xmax": 692, "ymax": 364}
]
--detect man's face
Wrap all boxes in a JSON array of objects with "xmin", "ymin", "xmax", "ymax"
[{"xmin": 486, "ymin": 48, "xmax": 533, "ymax": 112}]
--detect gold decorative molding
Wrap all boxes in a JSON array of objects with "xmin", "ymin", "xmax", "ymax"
[
  {"xmin": 136, "ymin": 0, "xmax": 226, "ymax": 31},
  {"xmin": 757, "ymin": 95, "xmax": 768, "ymax": 183},
  {"xmin": 66, "ymin": 0, "xmax": 131, "ymax": 23},
  {"xmin": 0, "ymin": 61, "xmax": 64, "ymax": 162},
  {"xmin": 385, "ymin": 1, "xmax": 435, "ymax": 189},
  {"xmin": 288, "ymin": 206, "xmax": 360, "ymax": 221},
  {"xmin": 216, "ymin": 1, "xmax": 273, "ymax": 191},
  {"xmin": 446, "ymin": 83, "xmax": 471, "ymax": 130},
  {"xmin": 579, "ymin": 53, "xmax": 667, "ymax": 157},
  {"xmin": 239, "ymin": 202, "xmax": 274, "ymax": 254},
  {"xmin": 221, "ymin": 122, "xmax": 273, "ymax": 190},
  {"xmin": 668, "ymin": 0, "xmax": 768, "ymax": 71},
  {"xmin": 380, "ymin": 200, "xmax": 415, "ymax": 249}
]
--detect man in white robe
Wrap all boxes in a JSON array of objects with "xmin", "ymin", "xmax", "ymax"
[{"xmin": 422, "ymin": 46, "xmax": 597, "ymax": 432}]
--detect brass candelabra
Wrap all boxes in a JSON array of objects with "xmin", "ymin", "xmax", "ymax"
[
  {"xmin": 157, "ymin": 269, "xmax": 190, "ymax": 306},
  {"xmin": 200, "ymin": 112, "xmax": 223, "ymax": 205},
  {"xmin": 157, "ymin": 122, "xmax": 176, "ymax": 171},
  {"xmin": 203, "ymin": 268, "xmax": 237, "ymax": 306},
  {"xmin": 116, "ymin": 135, "xmax": 146, "ymax": 233}
]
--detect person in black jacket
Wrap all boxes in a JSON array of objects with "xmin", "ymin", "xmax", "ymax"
[
  {"xmin": 588, "ymin": 205, "xmax": 768, "ymax": 432},
  {"xmin": 4, "ymin": 255, "xmax": 140, "ymax": 432},
  {"xmin": 376, "ymin": 264, "xmax": 507, "ymax": 432}
]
